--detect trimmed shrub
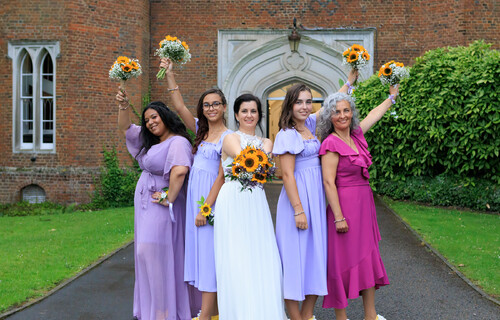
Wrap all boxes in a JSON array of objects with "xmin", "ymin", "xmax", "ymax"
[
  {"xmin": 90, "ymin": 147, "xmax": 140, "ymax": 208},
  {"xmin": 354, "ymin": 40, "xmax": 499, "ymax": 184}
]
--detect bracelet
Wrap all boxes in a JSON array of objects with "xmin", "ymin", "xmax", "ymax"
[
  {"xmin": 294, "ymin": 211, "xmax": 304, "ymax": 216},
  {"xmin": 388, "ymin": 94, "xmax": 396, "ymax": 105},
  {"xmin": 334, "ymin": 217, "xmax": 345, "ymax": 223},
  {"xmin": 167, "ymin": 85, "xmax": 179, "ymax": 93}
]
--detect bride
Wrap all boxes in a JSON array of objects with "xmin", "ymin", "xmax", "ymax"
[{"xmin": 214, "ymin": 93, "xmax": 286, "ymax": 319}]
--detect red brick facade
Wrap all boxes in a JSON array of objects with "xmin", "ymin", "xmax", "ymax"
[{"xmin": 0, "ymin": 0, "xmax": 497, "ymax": 204}]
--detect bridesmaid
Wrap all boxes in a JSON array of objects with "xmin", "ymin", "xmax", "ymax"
[
  {"xmin": 273, "ymin": 72, "xmax": 356, "ymax": 320},
  {"xmin": 116, "ymin": 89, "xmax": 195, "ymax": 320},
  {"xmin": 161, "ymin": 58, "xmax": 231, "ymax": 320},
  {"xmin": 318, "ymin": 85, "xmax": 398, "ymax": 320}
]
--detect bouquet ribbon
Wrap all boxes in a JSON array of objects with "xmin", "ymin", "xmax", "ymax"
[{"xmin": 168, "ymin": 202, "xmax": 175, "ymax": 223}]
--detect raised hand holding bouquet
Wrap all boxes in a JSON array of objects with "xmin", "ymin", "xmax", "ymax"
[
  {"xmin": 155, "ymin": 35, "xmax": 191, "ymax": 80},
  {"xmin": 342, "ymin": 44, "xmax": 370, "ymax": 90},
  {"xmin": 378, "ymin": 60, "xmax": 410, "ymax": 86},
  {"xmin": 225, "ymin": 145, "xmax": 276, "ymax": 192},
  {"xmin": 109, "ymin": 56, "xmax": 142, "ymax": 89}
]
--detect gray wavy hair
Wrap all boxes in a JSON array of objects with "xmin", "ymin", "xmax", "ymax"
[{"xmin": 317, "ymin": 92, "xmax": 360, "ymax": 142}]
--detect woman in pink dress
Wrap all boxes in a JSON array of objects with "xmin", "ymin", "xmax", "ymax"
[
  {"xmin": 318, "ymin": 85, "xmax": 398, "ymax": 320},
  {"xmin": 116, "ymin": 89, "xmax": 197, "ymax": 320}
]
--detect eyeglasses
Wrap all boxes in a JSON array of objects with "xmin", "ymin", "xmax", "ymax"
[{"xmin": 203, "ymin": 101, "xmax": 224, "ymax": 110}]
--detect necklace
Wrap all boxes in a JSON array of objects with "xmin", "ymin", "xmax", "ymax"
[{"xmin": 335, "ymin": 133, "xmax": 355, "ymax": 150}]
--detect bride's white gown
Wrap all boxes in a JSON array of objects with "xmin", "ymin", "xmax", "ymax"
[{"xmin": 214, "ymin": 131, "xmax": 286, "ymax": 320}]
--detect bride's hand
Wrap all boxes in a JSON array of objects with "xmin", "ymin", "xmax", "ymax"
[
  {"xmin": 195, "ymin": 212, "xmax": 207, "ymax": 227},
  {"xmin": 295, "ymin": 213, "xmax": 308, "ymax": 230}
]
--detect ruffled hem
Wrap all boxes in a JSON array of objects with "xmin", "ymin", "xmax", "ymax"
[{"xmin": 322, "ymin": 246, "xmax": 389, "ymax": 309}]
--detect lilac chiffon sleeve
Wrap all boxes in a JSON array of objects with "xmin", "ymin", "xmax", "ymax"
[
  {"xmin": 272, "ymin": 128, "xmax": 304, "ymax": 155},
  {"xmin": 125, "ymin": 124, "xmax": 142, "ymax": 157},
  {"xmin": 162, "ymin": 136, "xmax": 194, "ymax": 183}
]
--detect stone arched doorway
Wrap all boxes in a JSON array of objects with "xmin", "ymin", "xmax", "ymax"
[{"xmin": 218, "ymin": 29, "xmax": 375, "ymax": 136}]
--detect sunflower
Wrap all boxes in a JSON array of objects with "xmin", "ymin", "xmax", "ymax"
[
  {"xmin": 242, "ymin": 154, "xmax": 259, "ymax": 172},
  {"xmin": 351, "ymin": 44, "xmax": 364, "ymax": 52},
  {"xmin": 165, "ymin": 35, "xmax": 178, "ymax": 41},
  {"xmin": 232, "ymin": 165, "xmax": 244, "ymax": 177},
  {"xmin": 181, "ymin": 41, "xmax": 189, "ymax": 50},
  {"xmin": 251, "ymin": 172, "xmax": 267, "ymax": 184},
  {"xmin": 396, "ymin": 62, "xmax": 404, "ymax": 67},
  {"xmin": 343, "ymin": 49, "xmax": 351, "ymax": 57},
  {"xmin": 121, "ymin": 64, "xmax": 133, "ymax": 72},
  {"xmin": 362, "ymin": 51, "xmax": 370, "ymax": 61},
  {"xmin": 130, "ymin": 61, "xmax": 139, "ymax": 70},
  {"xmin": 117, "ymin": 56, "xmax": 129, "ymax": 64},
  {"xmin": 200, "ymin": 203, "xmax": 212, "ymax": 217},
  {"xmin": 382, "ymin": 65, "xmax": 393, "ymax": 76},
  {"xmin": 254, "ymin": 149, "xmax": 268, "ymax": 165},
  {"xmin": 347, "ymin": 51, "xmax": 359, "ymax": 63}
]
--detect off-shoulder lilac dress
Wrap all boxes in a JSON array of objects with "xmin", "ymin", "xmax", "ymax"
[
  {"xmin": 184, "ymin": 120, "xmax": 232, "ymax": 292},
  {"xmin": 319, "ymin": 128, "xmax": 389, "ymax": 309},
  {"xmin": 273, "ymin": 114, "xmax": 328, "ymax": 301},
  {"xmin": 126, "ymin": 124, "xmax": 196, "ymax": 320}
]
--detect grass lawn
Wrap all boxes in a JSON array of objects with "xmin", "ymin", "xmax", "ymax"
[
  {"xmin": 383, "ymin": 197, "xmax": 500, "ymax": 298},
  {"xmin": 0, "ymin": 207, "xmax": 134, "ymax": 313}
]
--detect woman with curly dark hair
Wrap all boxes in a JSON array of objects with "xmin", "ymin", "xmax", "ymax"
[{"xmin": 117, "ymin": 86, "xmax": 197, "ymax": 319}]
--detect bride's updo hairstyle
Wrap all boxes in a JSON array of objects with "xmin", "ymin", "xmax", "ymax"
[
  {"xmin": 233, "ymin": 93, "xmax": 264, "ymax": 132},
  {"xmin": 317, "ymin": 92, "xmax": 360, "ymax": 142}
]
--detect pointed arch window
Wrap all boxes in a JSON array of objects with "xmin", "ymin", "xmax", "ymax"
[{"xmin": 8, "ymin": 42, "xmax": 60, "ymax": 152}]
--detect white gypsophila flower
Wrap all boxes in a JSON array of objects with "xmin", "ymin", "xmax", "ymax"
[
  {"xmin": 109, "ymin": 58, "xmax": 142, "ymax": 81},
  {"xmin": 155, "ymin": 39, "xmax": 191, "ymax": 65}
]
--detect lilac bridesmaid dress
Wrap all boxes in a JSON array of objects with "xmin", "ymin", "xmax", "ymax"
[
  {"xmin": 184, "ymin": 120, "xmax": 232, "ymax": 292},
  {"xmin": 126, "ymin": 124, "xmax": 196, "ymax": 320},
  {"xmin": 319, "ymin": 128, "xmax": 389, "ymax": 309},
  {"xmin": 273, "ymin": 114, "xmax": 328, "ymax": 301}
]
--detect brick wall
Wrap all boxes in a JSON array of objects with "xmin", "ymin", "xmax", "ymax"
[
  {"xmin": 0, "ymin": 0, "xmax": 497, "ymax": 204},
  {"xmin": 0, "ymin": 0, "xmax": 150, "ymax": 203}
]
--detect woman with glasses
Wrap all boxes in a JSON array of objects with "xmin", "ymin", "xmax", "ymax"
[
  {"xmin": 272, "ymin": 71, "xmax": 357, "ymax": 320},
  {"xmin": 161, "ymin": 58, "xmax": 231, "ymax": 320}
]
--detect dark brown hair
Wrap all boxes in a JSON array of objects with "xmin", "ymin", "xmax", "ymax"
[
  {"xmin": 278, "ymin": 83, "xmax": 312, "ymax": 130},
  {"xmin": 192, "ymin": 88, "xmax": 227, "ymax": 154}
]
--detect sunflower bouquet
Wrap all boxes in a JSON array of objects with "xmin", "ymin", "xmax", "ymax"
[
  {"xmin": 155, "ymin": 35, "xmax": 191, "ymax": 79},
  {"xmin": 378, "ymin": 61, "xmax": 410, "ymax": 86},
  {"xmin": 109, "ymin": 56, "xmax": 142, "ymax": 86},
  {"xmin": 225, "ymin": 146, "xmax": 276, "ymax": 192},
  {"xmin": 197, "ymin": 196, "xmax": 214, "ymax": 225},
  {"xmin": 342, "ymin": 44, "xmax": 370, "ymax": 70}
]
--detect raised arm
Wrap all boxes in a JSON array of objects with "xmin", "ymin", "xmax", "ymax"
[
  {"xmin": 359, "ymin": 84, "xmax": 399, "ymax": 134},
  {"xmin": 314, "ymin": 69, "xmax": 359, "ymax": 118},
  {"xmin": 116, "ymin": 88, "xmax": 132, "ymax": 135},
  {"xmin": 321, "ymin": 151, "xmax": 348, "ymax": 233},
  {"xmin": 161, "ymin": 58, "xmax": 197, "ymax": 132}
]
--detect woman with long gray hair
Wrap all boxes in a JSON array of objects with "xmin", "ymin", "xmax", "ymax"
[{"xmin": 318, "ymin": 85, "xmax": 398, "ymax": 320}]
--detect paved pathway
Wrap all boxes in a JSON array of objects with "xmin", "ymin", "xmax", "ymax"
[{"xmin": 4, "ymin": 184, "xmax": 499, "ymax": 320}]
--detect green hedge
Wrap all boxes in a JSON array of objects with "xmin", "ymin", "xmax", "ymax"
[
  {"xmin": 354, "ymin": 41, "xmax": 499, "ymax": 184},
  {"xmin": 375, "ymin": 175, "xmax": 499, "ymax": 212}
]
